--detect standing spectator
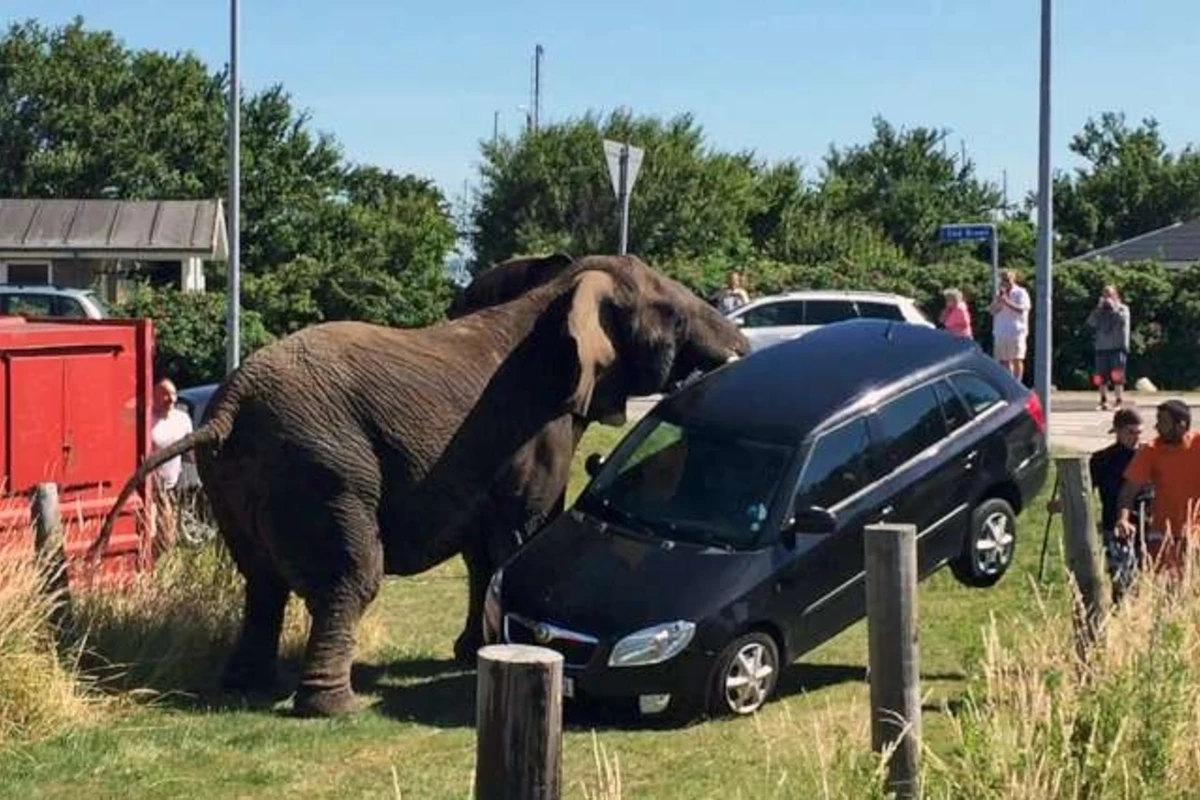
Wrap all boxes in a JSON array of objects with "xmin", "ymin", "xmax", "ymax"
[
  {"xmin": 715, "ymin": 270, "xmax": 751, "ymax": 314},
  {"xmin": 988, "ymin": 269, "xmax": 1032, "ymax": 382},
  {"xmin": 938, "ymin": 288, "xmax": 973, "ymax": 339},
  {"xmin": 1086, "ymin": 284, "xmax": 1131, "ymax": 410},
  {"xmin": 150, "ymin": 377, "xmax": 193, "ymax": 555},
  {"xmin": 1090, "ymin": 408, "xmax": 1148, "ymax": 603}
]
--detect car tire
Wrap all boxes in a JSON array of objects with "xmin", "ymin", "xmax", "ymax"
[
  {"xmin": 950, "ymin": 497, "xmax": 1017, "ymax": 588},
  {"xmin": 704, "ymin": 631, "xmax": 780, "ymax": 718}
]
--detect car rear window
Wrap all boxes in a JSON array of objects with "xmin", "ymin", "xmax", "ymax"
[
  {"xmin": 948, "ymin": 372, "xmax": 1004, "ymax": 416},
  {"xmin": 854, "ymin": 301, "xmax": 905, "ymax": 321},
  {"xmin": 804, "ymin": 300, "xmax": 858, "ymax": 325}
]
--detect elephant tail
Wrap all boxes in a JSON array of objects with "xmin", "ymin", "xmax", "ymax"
[{"xmin": 87, "ymin": 415, "xmax": 231, "ymax": 565}]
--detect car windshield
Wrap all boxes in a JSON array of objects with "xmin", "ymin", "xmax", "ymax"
[{"xmin": 578, "ymin": 415, "xmax": 795, "ymax": 550}]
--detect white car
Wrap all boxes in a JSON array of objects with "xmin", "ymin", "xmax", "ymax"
[{"xmin": 724, "ymin": 290, "xmax": 935, "ymax": 352}]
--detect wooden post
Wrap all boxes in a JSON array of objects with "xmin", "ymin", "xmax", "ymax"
[
  {"xmin": 1055, "ymin": 456, "xmax": 1106, "ymax": 657},
  {"xmin": 865, "ymin": 522, "xmax": 921, "ymax": 799},
  {"xmin": 474, "ymin": 644, "xmax": 564, "ymax": 800},
  {"xmin": 32, "ymin": 482, "xmax": 73, "ymax": 633}
]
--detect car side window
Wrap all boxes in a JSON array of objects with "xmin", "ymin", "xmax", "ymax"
[
  {"xmin": 7, "ymin": 294, "xmax": 53, "ymax": 317},
  {"xmin": 795, "ymin": 419, "xmax": 874, "ymax": 510},
  {"xmin": 54, "ymin": 296, "xmax": 89, "ymax": 318},
  {"xmin": 804, "ymin": 300, "xmax": 858, "ymax": 325},
  {"xmin": 934, "ymin": 379, "xmax": 971, "ymax": 432},
  {"xmin": 949, "ymin": 372, "xmax": 1004, "ymax": 416},
  {"xmin": 854, "ymin": 301, "xmax": 905, "ymax": 321},
  {"xmin": 871, "ymin": 385, "xmax": 948, "ymax": 472},
  {"xmin": 738, "ymin": 300, "xmax": 805, "ymax": 328}
]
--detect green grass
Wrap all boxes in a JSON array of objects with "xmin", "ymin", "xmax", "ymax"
[{"xmin": 0, "ymin": 424, "xmax": 1076, "ymax": 799}]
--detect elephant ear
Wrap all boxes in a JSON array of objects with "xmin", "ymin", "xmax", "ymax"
[
  {"xmin": 565, "ymin": 270, "xmax": 618, "ymax": 418},
  {"xmin": 449, "ymin": 252, "xmax": 575, "ymax": 318}
]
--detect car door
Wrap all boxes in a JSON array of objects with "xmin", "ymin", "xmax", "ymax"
[
  {"xmin": 775, "ymin": 415, "xmax": 894, "ymax": 655},
  {"xmin": 865, "ymin": 380, "xmax": 977, "ymax": 575},
  {"xmin": 730, "ymin": 299, "xmax": 806, "ymax": 351}
]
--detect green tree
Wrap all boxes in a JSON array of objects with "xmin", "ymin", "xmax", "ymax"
[
  {"xmin": 819, "ymin": 116, "xmax": 1004, "ymax": 263},
  {"xmin": 1051, "ymin": 112, "xmax": 1200, "ymax": 256}
]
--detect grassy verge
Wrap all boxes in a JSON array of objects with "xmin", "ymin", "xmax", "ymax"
[{"xmin": 2, "ymin": 426, "xmax": 1150, "ymax": 798}]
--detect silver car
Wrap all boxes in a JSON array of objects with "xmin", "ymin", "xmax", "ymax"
[{"xmin": 723, "ymin": 290, "xmax": 935, "ymax": 352}]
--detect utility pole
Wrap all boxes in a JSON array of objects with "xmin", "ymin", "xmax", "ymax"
[
  {"xmin": 532, "ymin": 44, "xmax": 543, "ymax": 132},
  {"xmin": 225, "ymin": 0, "xmax": 241, "ymax": 375},
  {"xmin": 1034, "ymin": 0, "xmax": 1054, "ymax": 426},
  {"xmin": 493, "ymin": 110, "xmax": 499, "ymax": 145}
]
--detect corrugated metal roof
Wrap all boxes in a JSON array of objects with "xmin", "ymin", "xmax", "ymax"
[
  {"xmin": 0, "ymin": 198, "xmax": 228, "ymax": 260},
  {"xmin": 1068, "ymin": 218, "xmax": 1200, "ymax": 266}
]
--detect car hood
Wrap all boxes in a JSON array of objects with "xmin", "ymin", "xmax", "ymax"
[{"xmin": 502, "ymin": 508, "xmax": 763, "ymax": 640}]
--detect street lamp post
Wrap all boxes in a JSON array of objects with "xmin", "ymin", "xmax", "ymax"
[
  {"xmin": 1034, "ymin": 0, "xmax": 1053, "ymax": 428},
  {"xmin": 225, "ymin": 0, "xmax": 241, "ymax": 375}
]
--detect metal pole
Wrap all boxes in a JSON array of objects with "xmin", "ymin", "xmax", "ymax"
[
  {"xmin": 1034, "ymin": 0, "xmax": 1053, "ymax": 421},
  {"xmin": 493, "ymin": 110, "xmax": 499, "ymax": 145},
  {"xmin": 533, "ymin": 44, "xmax": 542, "ymax": 132},
  {"xmin": 225, "ymin": 0, "xmax": 241, "ymax": 375},
  {"xmin": 990, "ymin": 225, "xmax": 1000, "ymax": 297},
  {"xmin": 618, "ymin": 145, "xmax": 630, "ymax": 255}
]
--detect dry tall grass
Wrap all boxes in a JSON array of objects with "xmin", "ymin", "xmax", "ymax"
[
  {"xmin": 2, "ymin": 509, "xmax": 386, "ymax": 747},
  {"xmin": 0, "ymin": 553, "xmax": 99, "ymax": 747},
  {"xmin": 924, "ymin": 551, "xmax": 1200, "ymax": 798}
]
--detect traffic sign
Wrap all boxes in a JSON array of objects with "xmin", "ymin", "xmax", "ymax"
[
  {"xmin": 938, "ymin": 223, "xmax": 995, "ymax": 242},
  {"xmin": 603, "ymin": 139, "xmax": 644, "ymax": 199}
]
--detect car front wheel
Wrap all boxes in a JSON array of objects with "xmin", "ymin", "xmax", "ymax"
[
  {"xmin": 950, "ymin": 497, "xmax": 1017, "ymax": 588},
  {"xmin": 705, "ymin": 631, "xmax": 780, "ymax": 717}
]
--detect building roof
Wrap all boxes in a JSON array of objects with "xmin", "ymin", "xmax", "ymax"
[
  {"xmin": 656, "ymin": 319, "xmax": 985, "ymax": 444},
  {"xmin": 1066, "ymin": 218, "xmax": 1200, "ymax": 266},
  {"xmin": 0, "ymin": 198, "xmax": 228, "ymax": 261}
]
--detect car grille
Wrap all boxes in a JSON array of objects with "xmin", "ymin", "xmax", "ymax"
[{"xmin": 503, "ymin": 613, "xmax": 599, "ymax": 667}]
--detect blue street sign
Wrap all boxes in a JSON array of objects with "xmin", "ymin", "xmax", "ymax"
[{"xmin": 938, "ymin": 223, "xmax": 994, "ymax": 242}]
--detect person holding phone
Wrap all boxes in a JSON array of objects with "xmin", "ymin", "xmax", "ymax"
[{"xmin": 988, "ymin": 269, "xmax": 1032, "ymax": 382}]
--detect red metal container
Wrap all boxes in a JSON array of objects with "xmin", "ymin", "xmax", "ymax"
[{"xmin": 0, "ymin": 316, "xmax": 155, "ymax": 587}]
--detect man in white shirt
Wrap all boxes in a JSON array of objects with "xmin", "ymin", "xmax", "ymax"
[
  {"xmin": 989, "ymin": 269, "xmax": 1032, "ymax": 382},
  {"xmin": 150, "ymin": 378, "xmax": 193, "ymax": 554}
]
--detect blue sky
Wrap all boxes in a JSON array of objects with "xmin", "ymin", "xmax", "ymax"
[{"xmin": 7, "ymin": 1, "xmax": 1197, "ymax": 213}]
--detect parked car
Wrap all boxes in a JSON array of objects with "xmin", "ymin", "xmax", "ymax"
[
  {"xmin": 484, "ymin": 319, "xmax": 1048, "ymax": 720},
  {"xmin": 175, "ymin": 382, "xmax": 218, "ymax": 490},
  {"xmin": 724, "ymin": 290, "xmax": 934, "ymax": 352},
  {"xmin": 0, "ymin": 284, "xmax": 108, "ymax": 320}
]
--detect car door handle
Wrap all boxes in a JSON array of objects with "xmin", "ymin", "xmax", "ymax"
[
  {"xmin": 963, "ymin": 451, "xmax": 979, "ymax": 470},
  {"xmin": 875, "ymin": 505, "xmax": 894, "ymax": 522}
]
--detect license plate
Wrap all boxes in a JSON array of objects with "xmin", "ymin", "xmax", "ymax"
[{"xmin": 563, "ymin": 676, "xmax": 575, "ymax": 699}]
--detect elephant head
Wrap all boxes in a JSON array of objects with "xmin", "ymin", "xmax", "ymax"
[
  {"xmin": 541, "ymin": 254, "xmax": 750, "ymax": 426},
  {"xmin": 447, "ymin": 252, "xmax": 575, "ymax": 319}
]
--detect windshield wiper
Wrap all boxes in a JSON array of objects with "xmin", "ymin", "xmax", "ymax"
[
  {"xmin": 649, "ymin": 517, "xmax": 738, "ymax": 551},
  {"xmin": 585, "ymin": 499, "xmax": 660, "ymax": 539}
]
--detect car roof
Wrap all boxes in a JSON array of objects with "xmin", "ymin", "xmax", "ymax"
[
  {"xmin": 740, "ymin": 289, "xmax": 917, "ymax": 304},
  {"xmin": 657, "ymin": 319, "xmax": 1001, "ymax": 444},
  {"xmin": 0, "ymin": 284, "xmax": 96, "ymax": 297}
]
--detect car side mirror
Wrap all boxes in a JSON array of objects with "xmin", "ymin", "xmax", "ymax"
[
  {"xmin": 781, "ymin": 504, "xmax": 837, "ymax": 548},
  {"xmin": 584, "ymin": 452, "xmax": 605, "ymax": 478}
]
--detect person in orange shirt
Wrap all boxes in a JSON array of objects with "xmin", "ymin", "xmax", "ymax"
[{"xmin": 1115, "ymin": 399, "xmax": 1200, "ymax": 576}]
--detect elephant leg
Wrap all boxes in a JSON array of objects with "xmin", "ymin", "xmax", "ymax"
[
  {"xmin": 291, "ymin": 497, "xmax": 383, "ymax": 718},
  {"xmin": 454, "ymin": 539, "xmax": 492, "ymax": 664},
  {"xmin": 222, "ymin": 568, "xmax": 290, "ymax": 695}
]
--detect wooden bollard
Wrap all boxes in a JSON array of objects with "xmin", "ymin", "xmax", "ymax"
[
  {"xmin": 1055, "ymin": 456, "xmax": 1106, "ymax": 658},
  {"xmin": 865, "ymin": 522, "xmax": 921, "ymax": 799},
  {"xmin": 474, "ymin": 644, "xmax": 564, "ymax": 800},
  {"xmin": 32, "ymin": 482, "xmax": 73, "ymax": 632}
]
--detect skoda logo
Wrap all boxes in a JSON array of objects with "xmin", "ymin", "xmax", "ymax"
[{"xmin": 533, "ymin": 623, "xmax": 554, "ymax": 644}]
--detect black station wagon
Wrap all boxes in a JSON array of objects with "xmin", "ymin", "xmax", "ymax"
[{"xmin": 483, "ymin": 319, "xmax": 1049, "ymax": 719}]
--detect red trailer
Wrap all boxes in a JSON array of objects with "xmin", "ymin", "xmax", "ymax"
[{"xmin": 0, "ymin": 316, "xmax": 156, "ymax": 587}]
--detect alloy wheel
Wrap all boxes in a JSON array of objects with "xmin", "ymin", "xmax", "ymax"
[
  {"xmin": 973, "ymin": 510, "xmax": 1015, "ymax": 575},
  {"xmin": 723, "ymin": 641, "xmax": 777, "ymax": 715}
]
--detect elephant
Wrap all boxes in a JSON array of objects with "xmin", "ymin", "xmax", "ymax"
[
  {"xmin": 446, "ymin": 252, "xmax": 575, "ymax": 318},
  {"xmin": 92, "ymin": 253, "xmax": 750, "ymax": 717}
]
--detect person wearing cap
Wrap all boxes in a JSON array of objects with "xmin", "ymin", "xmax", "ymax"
[
  {"xmin": 1116, "ymin": 399, "xmax": 1200, "ymax": 577},
  {"xmin": 1089, "ymin": 407, "xmax": 1148, "ymax": 602}
]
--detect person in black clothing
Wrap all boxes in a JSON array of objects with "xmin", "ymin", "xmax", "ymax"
[{"xmin": 1089, "ymin": 407, "xmax": 1150, "ymax": 603}]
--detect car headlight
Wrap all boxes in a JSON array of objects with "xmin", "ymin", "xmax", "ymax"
[{"xmin": 607, "ymin": 621, "xmax": 696, "ymax": 667}]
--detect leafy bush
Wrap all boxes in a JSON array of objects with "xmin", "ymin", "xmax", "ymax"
[{"xmin": 110, "ymin": 283, "xmax": 274, "ymax": 387}]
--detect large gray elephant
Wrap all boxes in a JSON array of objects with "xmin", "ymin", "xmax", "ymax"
[{"xmin": 93, "ymin": 254, "xmax": 749, "ymax": 717}]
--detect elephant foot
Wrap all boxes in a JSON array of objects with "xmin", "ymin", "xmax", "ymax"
[
  {"xmin": 453, "ymin": 629, "xmax": 484, "ymax": 665},
  {"xmin": 292, "ymin": 684, "xmax": 362, "ymax": 718}
]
